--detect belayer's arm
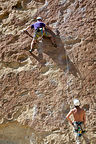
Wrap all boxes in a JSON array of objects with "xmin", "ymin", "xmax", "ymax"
[
  {"xmin": 66, "ymin": 110, "xmax": 74, "ymax": 125},
  {"xmin": 83, "ymin": 110, "xmax": 86, "ymax": 127}
]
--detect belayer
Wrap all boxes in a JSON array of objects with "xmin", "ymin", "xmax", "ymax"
[
  {"xmin": 24, "ymin": 17, "xmax": 57, "ymax": 53},
  {"xmin": 66, "ymin": 99, "xmax": 90, "ymax": 144}
]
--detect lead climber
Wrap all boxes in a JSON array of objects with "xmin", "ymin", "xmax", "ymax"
[
  {"xmin": 66, "ymin": 99, "xmax": 90, "ymax": 144},
  {"xmin": 24, "ymin": 16, "xmax": 57, "ymax": 53}
]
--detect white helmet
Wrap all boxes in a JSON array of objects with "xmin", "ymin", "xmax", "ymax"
[
  {"xmin": 73, "ymin": 99, "xmax": 80, "ymax": 106},
  {"xmin": 37, "ymin": 17, "xmax": 42, "ymax": 20}
]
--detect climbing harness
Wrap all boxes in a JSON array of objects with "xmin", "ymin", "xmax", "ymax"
[{"xmin": 34, "ymin": 27, "xmax": 44, "ymax": 39}]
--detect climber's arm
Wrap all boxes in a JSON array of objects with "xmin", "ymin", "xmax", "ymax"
[{"xmin": 23, "ymin": 24, "xmax": 34, "ymax": 32}]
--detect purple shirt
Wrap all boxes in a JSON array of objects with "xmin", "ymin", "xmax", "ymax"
[{"xmin": 31, "ymin": 21, "xmax": 45, "ymax": 30}]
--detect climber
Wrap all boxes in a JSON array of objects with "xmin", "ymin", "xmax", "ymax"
[
  {"xmin": 66, "ymin": 99, "xmax": 90, "ymax": 144},
  {"xmin": 24, "ymin": 16, "xmax": 56, "ymax": 53}
]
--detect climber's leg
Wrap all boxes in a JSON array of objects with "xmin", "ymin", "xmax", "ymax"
[
  {"xmin": 29, "ymin": 38, "xmax": 36, "ymax": 53},
  {"xmin": 29, "ymin": 30, "xmax": 40, "ymax": 53}
]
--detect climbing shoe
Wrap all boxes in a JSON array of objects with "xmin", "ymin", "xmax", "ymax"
[{"xmin": 29, "ymin": 49, "xmax": 34, "ymax": 53}]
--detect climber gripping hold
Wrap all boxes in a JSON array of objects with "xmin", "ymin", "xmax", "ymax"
[
  {"xmin": 23, "ymin": 16, "xmax": 57, "ymax": 53},
  {"xmin": 66, "ymin": 99, "xmax": 90, "ymax": 144}
]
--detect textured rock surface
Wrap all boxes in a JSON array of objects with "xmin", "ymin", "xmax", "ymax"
[{"xmin": 0, "ymin": 0, "xmax": 96, "ymax": 143}]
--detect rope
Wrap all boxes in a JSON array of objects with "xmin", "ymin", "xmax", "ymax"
[
  {"xmin": 65, "ymin": 49, "xmax": 71, "ymax": 105},
  {"xmin": 65, "ymin": 48, "xmax": 83, "ymax": 109},
  {"xmin": 65, "ymin": 48, "xmax": 76, "ymax": 108}
]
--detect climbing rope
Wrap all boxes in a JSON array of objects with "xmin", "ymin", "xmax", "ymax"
[
  {"xmin": 65, "ymin": 48, "xmax": 83, "ymax": 109},
  {"xmin": 66, "ymin": 52, "xmax": 71, "ymax": 106},
  {"xmin": 65, "ymin": 48, "xmax": 75, "ymax": 108}
]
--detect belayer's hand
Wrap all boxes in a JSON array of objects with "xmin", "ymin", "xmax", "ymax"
[{"xmin": 72, "ymin": 122, "xmax": 74, "ymax": 126}]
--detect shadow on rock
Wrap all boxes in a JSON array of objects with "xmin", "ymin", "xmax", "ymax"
[{"xmin": 30, "ymin": 29, "xmax": 81, "ymax": 78}]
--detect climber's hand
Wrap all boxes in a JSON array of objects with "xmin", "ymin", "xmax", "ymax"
[{"xmin": 23, "ymin": 29, "xmax": 27, "ymax": 33}]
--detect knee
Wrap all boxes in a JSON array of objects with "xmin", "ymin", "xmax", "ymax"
[
  {"xmin": 31, "ymin": 39, "xmax": 35, "ymax": 44},
  {"xmin": 33, "ymin": 39, "xmax": 35, "ymax": 42}
]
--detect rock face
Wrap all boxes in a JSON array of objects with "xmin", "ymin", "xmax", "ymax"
[{"xmin": 0, "ymin": 0, "xmax": 96, "ymax": 143}]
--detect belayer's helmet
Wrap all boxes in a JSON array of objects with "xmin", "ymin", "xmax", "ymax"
[
  {"xmin": 73, "ymin": 99, "xmax": 80, "ymax": 106},
  {"xmin": 37, "ymin": 17, "xmax": 42, "ymax": 20}
]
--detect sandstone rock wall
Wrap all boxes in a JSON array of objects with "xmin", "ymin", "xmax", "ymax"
[{"xmin": 0, "ymin": 0, "xmax": 96, "ymax": 143}]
